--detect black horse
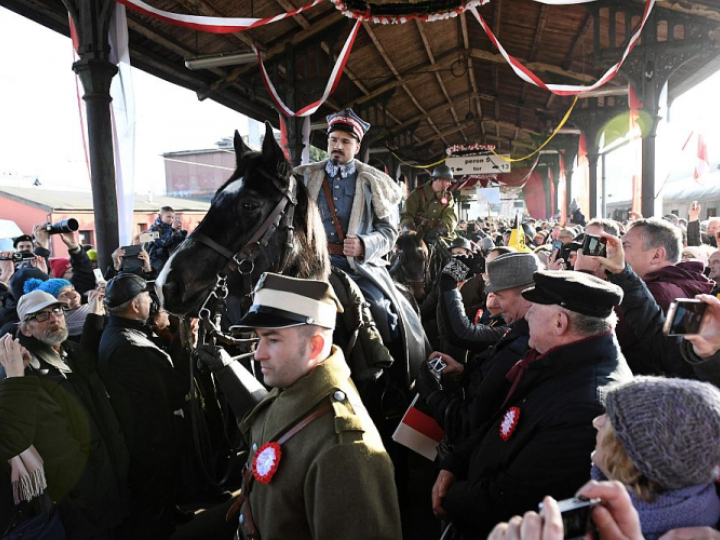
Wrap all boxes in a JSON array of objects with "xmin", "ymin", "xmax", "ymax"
[{"xmin": 158, "ymin": 123, "xmax": 329, "ymax": 318}]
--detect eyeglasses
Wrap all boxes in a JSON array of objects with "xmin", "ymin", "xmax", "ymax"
[{"xmin": 26, "ymin": 306, "xmax": 68, "ymax": 323}]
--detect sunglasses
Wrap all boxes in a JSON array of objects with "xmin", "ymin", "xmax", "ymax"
[{"xmin": 26, "ymin": 306, "xmax": 68, "ymax": 323}]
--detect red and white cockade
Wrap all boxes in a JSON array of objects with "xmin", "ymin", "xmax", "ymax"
[
  {"xmin": 499, "ymin": 407, "xmax": 520, "ymax": 441},
  {"xmin": 253, "ymin": 442, "xmax": 282, "ymax": 484}
]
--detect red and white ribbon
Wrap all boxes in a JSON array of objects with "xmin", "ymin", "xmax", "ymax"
[
  {"xmin": 116, "ymin": 0, "xmax": 323, "ymax": 33},
  {"xmin": 469, "ymin": 0, "xmax": 655, "ymax": 96},
  {"xmin": 255, "ymin": 19, "xmax": 362, "ymax": 117},
  {"xmin": 532, "ymin": 0, "xmax": 598, "ymax": 4}
]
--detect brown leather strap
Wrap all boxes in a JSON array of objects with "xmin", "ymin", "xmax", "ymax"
[
  {"xmin": 321, "ymin": 179, "xmax": 346, "ymax": 242},
  {"xmin": 277, "ymin": 402, "xmax": 333, "ymax": 445},
  {"xmin": 327, "ymin": 243, "xmax": 344, "ymax": 256}
]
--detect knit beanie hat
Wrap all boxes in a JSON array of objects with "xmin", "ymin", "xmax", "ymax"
[
  {"xmin": 24, "ymin": 277, "xmax": 72, "ymax": 299},
  {"xmin": 49, "ymin": 258, "xmax": 71, "ymax": 278},
  {"xmin": 9, "ymin": 268, "xmax": 49, "ymax": 302},
  {"xmin": 605, "ymin": 376, "xmax": 720, "ymax": 490}
]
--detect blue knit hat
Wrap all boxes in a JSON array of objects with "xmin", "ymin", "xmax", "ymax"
[{"xmin": 24, "ymin": 277, "xmax": 72, "ymax": 299}]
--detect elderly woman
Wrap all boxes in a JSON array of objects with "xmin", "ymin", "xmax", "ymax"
[{"xmin": 591, "ymin": 376, "xmax": 720, "ymax": 539}]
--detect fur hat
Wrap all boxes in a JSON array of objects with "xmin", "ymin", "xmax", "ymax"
[{"xmin": 605, "ymin": 376, "xmax": 720, "ymax": 489}]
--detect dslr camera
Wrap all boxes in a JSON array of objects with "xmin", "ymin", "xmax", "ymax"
[{"xmin": 44, "ymin": 214, "xmax": 79, "ymax": 236}]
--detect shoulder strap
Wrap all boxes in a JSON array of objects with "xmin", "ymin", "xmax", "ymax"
[
  {"xmin": 276, "ymin": 402, "xmax": 333, "ymax": 445},
  {"xmin": 321, "ymin": 179, "xmax": 346, "ymax": 242}
]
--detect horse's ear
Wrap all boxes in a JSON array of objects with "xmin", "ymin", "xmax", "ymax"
[
  {"xmin": 234, "ymin": 130, "xmax": 253, "ymax": 162},
  {"xmin": 261, "ymin": 121, "xmax": 285, "ymax": 167}
]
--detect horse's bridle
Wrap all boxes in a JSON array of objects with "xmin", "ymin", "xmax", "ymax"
[{"xmin": 188, "ymin": 168, "xmax": 298, "ymax": 339}]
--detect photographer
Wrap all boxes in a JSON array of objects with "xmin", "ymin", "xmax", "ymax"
[
  {"xmin": 33, "ymin": 224, "xmax": 95, "ymax": 295},
  {"xmin": 147, "ymin": 206, "xmax": 187, "ymax": 273},
  {"xmin": 106, "ymin": 239, "xmax": 157, "ymax": 281}
]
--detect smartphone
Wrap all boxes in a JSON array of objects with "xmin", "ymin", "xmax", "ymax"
[
  {"xmin": 93, "ymin": 268, "xmax": 106, "ymax": 284},
  {"xmin": 582, "ymin": 234, "xmax": 607, "ymax": 258},
  {"xmin": 120, "ymin": 244, "xmax": 144, "ymax": 272},
  {"xmin": 538, "ymin": 497, "xmax": 599, "ymax": 540},
  {"xmin": 428, "ymin": 356, "xmax": 447, "ymax": 373},
  {"xmin": 139, "ymin": 231, "xmax": 159, "ymax": 243},
  {"xmin": 121, "ymin": 245, "xmax": 142, "ymax": 258},
  {"xmin": 551, "ymin": 240, "xmax": 563, "ymax": 260},
  {"xmin": 663, "ymin": 299, "xmax": 708, "ymax": 336}
]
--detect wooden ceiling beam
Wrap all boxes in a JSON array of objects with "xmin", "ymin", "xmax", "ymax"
[
  {"xmin": 362, "ymin": 22, "xmax": 448, "ymax": 145},
  {"xmin": 519, "ymin": 5, "xmax": 549, "ymax": 104},
  {"xmin": 415, "ymin": 20, "xmax": 468, "ymax": 142},
  {"xmin": 461, "ymin": 13, "xmax": 486, "ymax": 141},
  {"xmin": 417, "ymin": 117, "xmax": 540, "ymax": 146},
  {"xmin": 174, "ymin": 0, "xmax": 254, "ymax": 49},
  {"xmin": 563, "ymin": 12, "xmax": 593, "ymax": 71}
]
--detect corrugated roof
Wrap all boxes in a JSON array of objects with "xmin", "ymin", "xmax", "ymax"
[{"xmin": 0, "ymin": 187, "xmax": 210, "ymax": 213}]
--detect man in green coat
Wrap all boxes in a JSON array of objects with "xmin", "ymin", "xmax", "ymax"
[
  {"xmin": 400, "ymin": 163, "xmax": 458, "ymax": 242},
  {"xmin": 199, "ymin": 273, "xmax": 402, "ymax": 540}
]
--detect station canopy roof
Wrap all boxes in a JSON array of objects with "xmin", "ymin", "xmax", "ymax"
[{"xmin": 6, "ymin": 0, "xmax": 720, "ymax": 161}]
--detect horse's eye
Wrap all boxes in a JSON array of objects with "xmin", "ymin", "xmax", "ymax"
[{"xmin": 241, "ymin": 202, "xmax": 259, "ymax": 212}]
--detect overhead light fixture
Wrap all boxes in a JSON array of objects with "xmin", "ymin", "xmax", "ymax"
[{"xmin": 184, "ymin": 51, "xmax": 265, "ymax": 70}]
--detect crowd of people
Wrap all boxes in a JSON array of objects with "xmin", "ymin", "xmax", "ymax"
[{"xmin": 2, "ymin": 109, "xmax": 720, "ymax": 540}]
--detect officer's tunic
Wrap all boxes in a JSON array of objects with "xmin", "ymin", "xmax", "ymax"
[
  {"xmin": 237, "ymin": 346, "xmax": 402, "ymax": 540},
  {"xmin": 400, "ymin": 182, "xmax": 457, "ymax": 240}
]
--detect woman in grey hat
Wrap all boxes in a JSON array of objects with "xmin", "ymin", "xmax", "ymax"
[{"xmin": 591, "ymin": 376, "xmax": 720, "ymax": 539}]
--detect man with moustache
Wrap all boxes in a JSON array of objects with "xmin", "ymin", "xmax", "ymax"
[
  {"xmin": 294, "ymin": 109, "xmax": 427, "ymax": 378},
  {"xmin": 0, "ymin": 290, "xmax": 128, "ymax": 539}
]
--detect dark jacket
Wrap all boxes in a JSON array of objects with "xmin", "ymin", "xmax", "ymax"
[
  {"xmin": 687, "ymin": 220, "xmax": 701, "ymax": 247},
  {"xmin": 147, "ymin": 218, "xmax": 187, "ymax": 271},
  {"xmin": 616, "ymin": 261, "xmax": 713, "ymax": 375},
  {"xmin": 440, "ymin": 332, "xmax": 632, "ymax": 538},
  {"xmin": 0, "ymin": 314, "xmax": 129, "ymax": 538},
  {"xmin": 38, "ymin": 244, "xmax": 95, "ymax": 295}
]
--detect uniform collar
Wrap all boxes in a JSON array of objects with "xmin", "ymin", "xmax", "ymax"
[
  {"xmin": 240, "ymin": 346, "xmax": 351, "ymax": 440},
  {"xmin": 325, "ymin": 159, "xmax": 357, "ymax": 179}
]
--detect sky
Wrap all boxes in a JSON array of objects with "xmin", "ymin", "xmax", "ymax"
[
  {"xmin": 1, "ymin": 4, "xmax": 719, "ymax": 200},
  {"xmin": 0, "ymin": 5, "xmax": 251, "ymax": 193}
]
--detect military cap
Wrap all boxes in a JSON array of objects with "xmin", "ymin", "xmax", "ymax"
[
  {"xmin": 327, "ymin": 108, "xmax": 370, "ymax": 142},
  {"xmin": 522, "ymin": 270, "xmax": 623, "ymax": 318},
  {"xmin": 485, "ymin": 252, "xmax": 540, "ymax": 294},
  {"xmin": 430, "ymin": 164, "xmax": 457, "ymax": 182},
  {"xmin": 105, "ymin": 273, "xmax": 152, "ymax": 308},
  {"xmin": 13, "ymin": 235, "xmax": 34, "ymax": 249},
  {"xmin": 235, "ymin": 273, "xmax": 343, "ymax": 330},
  {"xmin": 450, "ymin": 237, "xmax": 472, "ymax": 252}
]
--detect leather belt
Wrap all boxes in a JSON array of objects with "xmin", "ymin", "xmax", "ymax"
[{"xmin": 327, "ymin": 243, "xmax": 345, "ymax": 256}]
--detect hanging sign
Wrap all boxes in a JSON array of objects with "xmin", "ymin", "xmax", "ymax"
[{"xmin": 447, "ymin": 154, "xmax": 511, "ymax": 175}]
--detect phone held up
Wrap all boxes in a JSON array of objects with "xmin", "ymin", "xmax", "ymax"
[
  {"xmin": 581, "ymin": 234, "xmax": 607, "ymax": 258},
  {"xmin": 551, "ymin": 240, "xmax": 563, "ymax": 260},
  {"xmin": 428, "ymin": 355, "xmax": 448, "ymax": 373},
  {"xmin": 139, "ymin": 230, "xmax": 160, "ymax": 244},
  {"xmin": 664, "ymin": 298, "xmax": 708, "ymax": 336},
  {"xmin": 538, "ymin": 497, "xmax": 600, "ymax": 540},
  {"xmin": 120, "ymin": 244, "xmax": 144, "ymax": 272}
]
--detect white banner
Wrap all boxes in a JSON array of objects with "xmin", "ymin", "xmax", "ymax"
[
  {"xmin": 109, "ymin": 4, "xmax": 136, "ymax": 245},
  {"xmin": 447, "ymin": 154, "xmax": 511, "ymax": 175}
]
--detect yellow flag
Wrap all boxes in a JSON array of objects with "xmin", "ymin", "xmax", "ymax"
[{"xmin": 508, "ymin": 215, "xmax": 532, "ymax": 253}]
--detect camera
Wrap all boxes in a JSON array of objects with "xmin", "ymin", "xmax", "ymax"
[
  {"xmin": 664, "ymin": 298, "xmax": 707, "ymax": 336},
  {"xmin": 538, "ymin": 497, "xmax": 599, "ymax": 540},
  {"xmin": 0, "ymin": 252, "xmax": 36, "ymax": 270},
  {"xmin": 581, "ymin": 234, "xmax": 607, "ymax": 258},
  {"xmin": 44, "ymin": 216, "xmax": 79, "ymax": 236}
]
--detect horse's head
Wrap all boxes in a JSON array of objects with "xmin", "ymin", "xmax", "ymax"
[
  {"xmin": 158, "ymin": 122, "xmax": 329, "ymax": 316},
  {"xmin": 393, "ymin": 231, "xmax": 428, "ymax": 300}
]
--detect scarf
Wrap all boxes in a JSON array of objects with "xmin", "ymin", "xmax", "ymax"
[
  {"xmin": 64, "ymin": 303, "xmax": 91, "ymax": 336},
  {"xmin": 324, "ymin": 159, "xmax": 357, "ymax": 179},
  {"xmin": 7, "ymin": 445, "xmax": 47, "ymax": 505},
  {"xmin": 591, "ymin": 465, "xmax": 720, "ymax": 539}
]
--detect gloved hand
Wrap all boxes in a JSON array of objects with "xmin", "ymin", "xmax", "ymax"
[
  {"xmin": 425, "ymin": 227, "xmax": 442, "ymax": 242},
  {"xmin": 440, "ymin": 257, "xmax": 470, "ymax": 292},
  {"xmin": 196, "ymin": 344, "xmax": 235, "ymax": 373}
]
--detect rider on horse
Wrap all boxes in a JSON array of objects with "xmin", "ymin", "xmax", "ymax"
[
  {"xmin": 294, "ymin": 109, "xmax": 428, "ymax": 383},
  {"xmin": 400, "ymin": 164, "xmax": 458, "ymax": 243}
]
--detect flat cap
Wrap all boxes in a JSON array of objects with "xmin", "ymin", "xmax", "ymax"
[
  {"xmin": 235, "ymin": 273, "xmax": 343, "ymax": 330},
  {"xmin": 485, "ymin": 252, "xmax": 540, "ymax": 294},
  {"xmin": 522, "ymin": 270, "xmax": 623, "ymax": 318},
  {"xmin": 105, "ymin": 273, "xmax": 151, "ymax": 308}
]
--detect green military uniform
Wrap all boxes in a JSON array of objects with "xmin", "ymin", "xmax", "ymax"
[
  {"xmin": 400, "ymin": 182, "xmax": 457, "ymax": 241},
  {"xmin": 237, "ymin": 346, "xmax": 401, "ymax": 540}
]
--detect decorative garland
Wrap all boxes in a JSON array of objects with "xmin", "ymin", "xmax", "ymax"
[
  {"xmin": 116, "ymin": 0, "xmax": 324, "ymax": 33},
  {"xmin": 254, "ymin": 20, "xmax": 362, "ymax": 117},
  {"xmin": 330, "ymin": 0, "xmax": 488, "ymax": 25},
  {"xmin": 389, "ymin": 149, "xmax": 447, "ymax": 169},
  {"xmin": 468, "ymin": 0, "xmax": 655, "ymax": 96},
  {"xmin": 446, "ymin": 143, "xmax": 496, "ymax": 156}
]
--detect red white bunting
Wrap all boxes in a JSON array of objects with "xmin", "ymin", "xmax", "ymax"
[
  {"xmin": 254, "ymin": 19, "xmax": 362, "ymax": 117},
  {"xmin": 469, "ymin": 0, "xmax": 656, "ymax": 96},
  {"xmin": 116, "ymin": 0, "xmax": 323, "ymax": 33}
]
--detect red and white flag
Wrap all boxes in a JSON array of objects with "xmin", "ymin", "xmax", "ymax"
[
  {"xmin": 392, "ymin": 395, "xmax": 445, "ymax": 461},
  {"xmin": 695, "ymin": 134, "xmax": 710, "ymax": 184}
]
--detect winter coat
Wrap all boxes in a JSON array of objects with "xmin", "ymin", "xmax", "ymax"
[
  {"xmin": 616, "ymin": 261, "xmax": 713, "ymax": 375},
  {"xmin": 296, "ymin": 159, "xmax": 430, "ymax": 385},
  {"xmin": 237, "ymin": 347, "xmax": 402, "ymax": 540},
  {"xmin": 400, "ymin": 182, "xmax": 457, "ymax": 240},
  {"xmin": 440, "ymin": 332, "xmax": 632, "ymax": 538},
  {"xmin": 147, "ymin": 218, "xmax": 187, "ymax": 271},
  {"xmin": 0, "ymin": 314, "xmax": 129, "ymax": 538}
]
